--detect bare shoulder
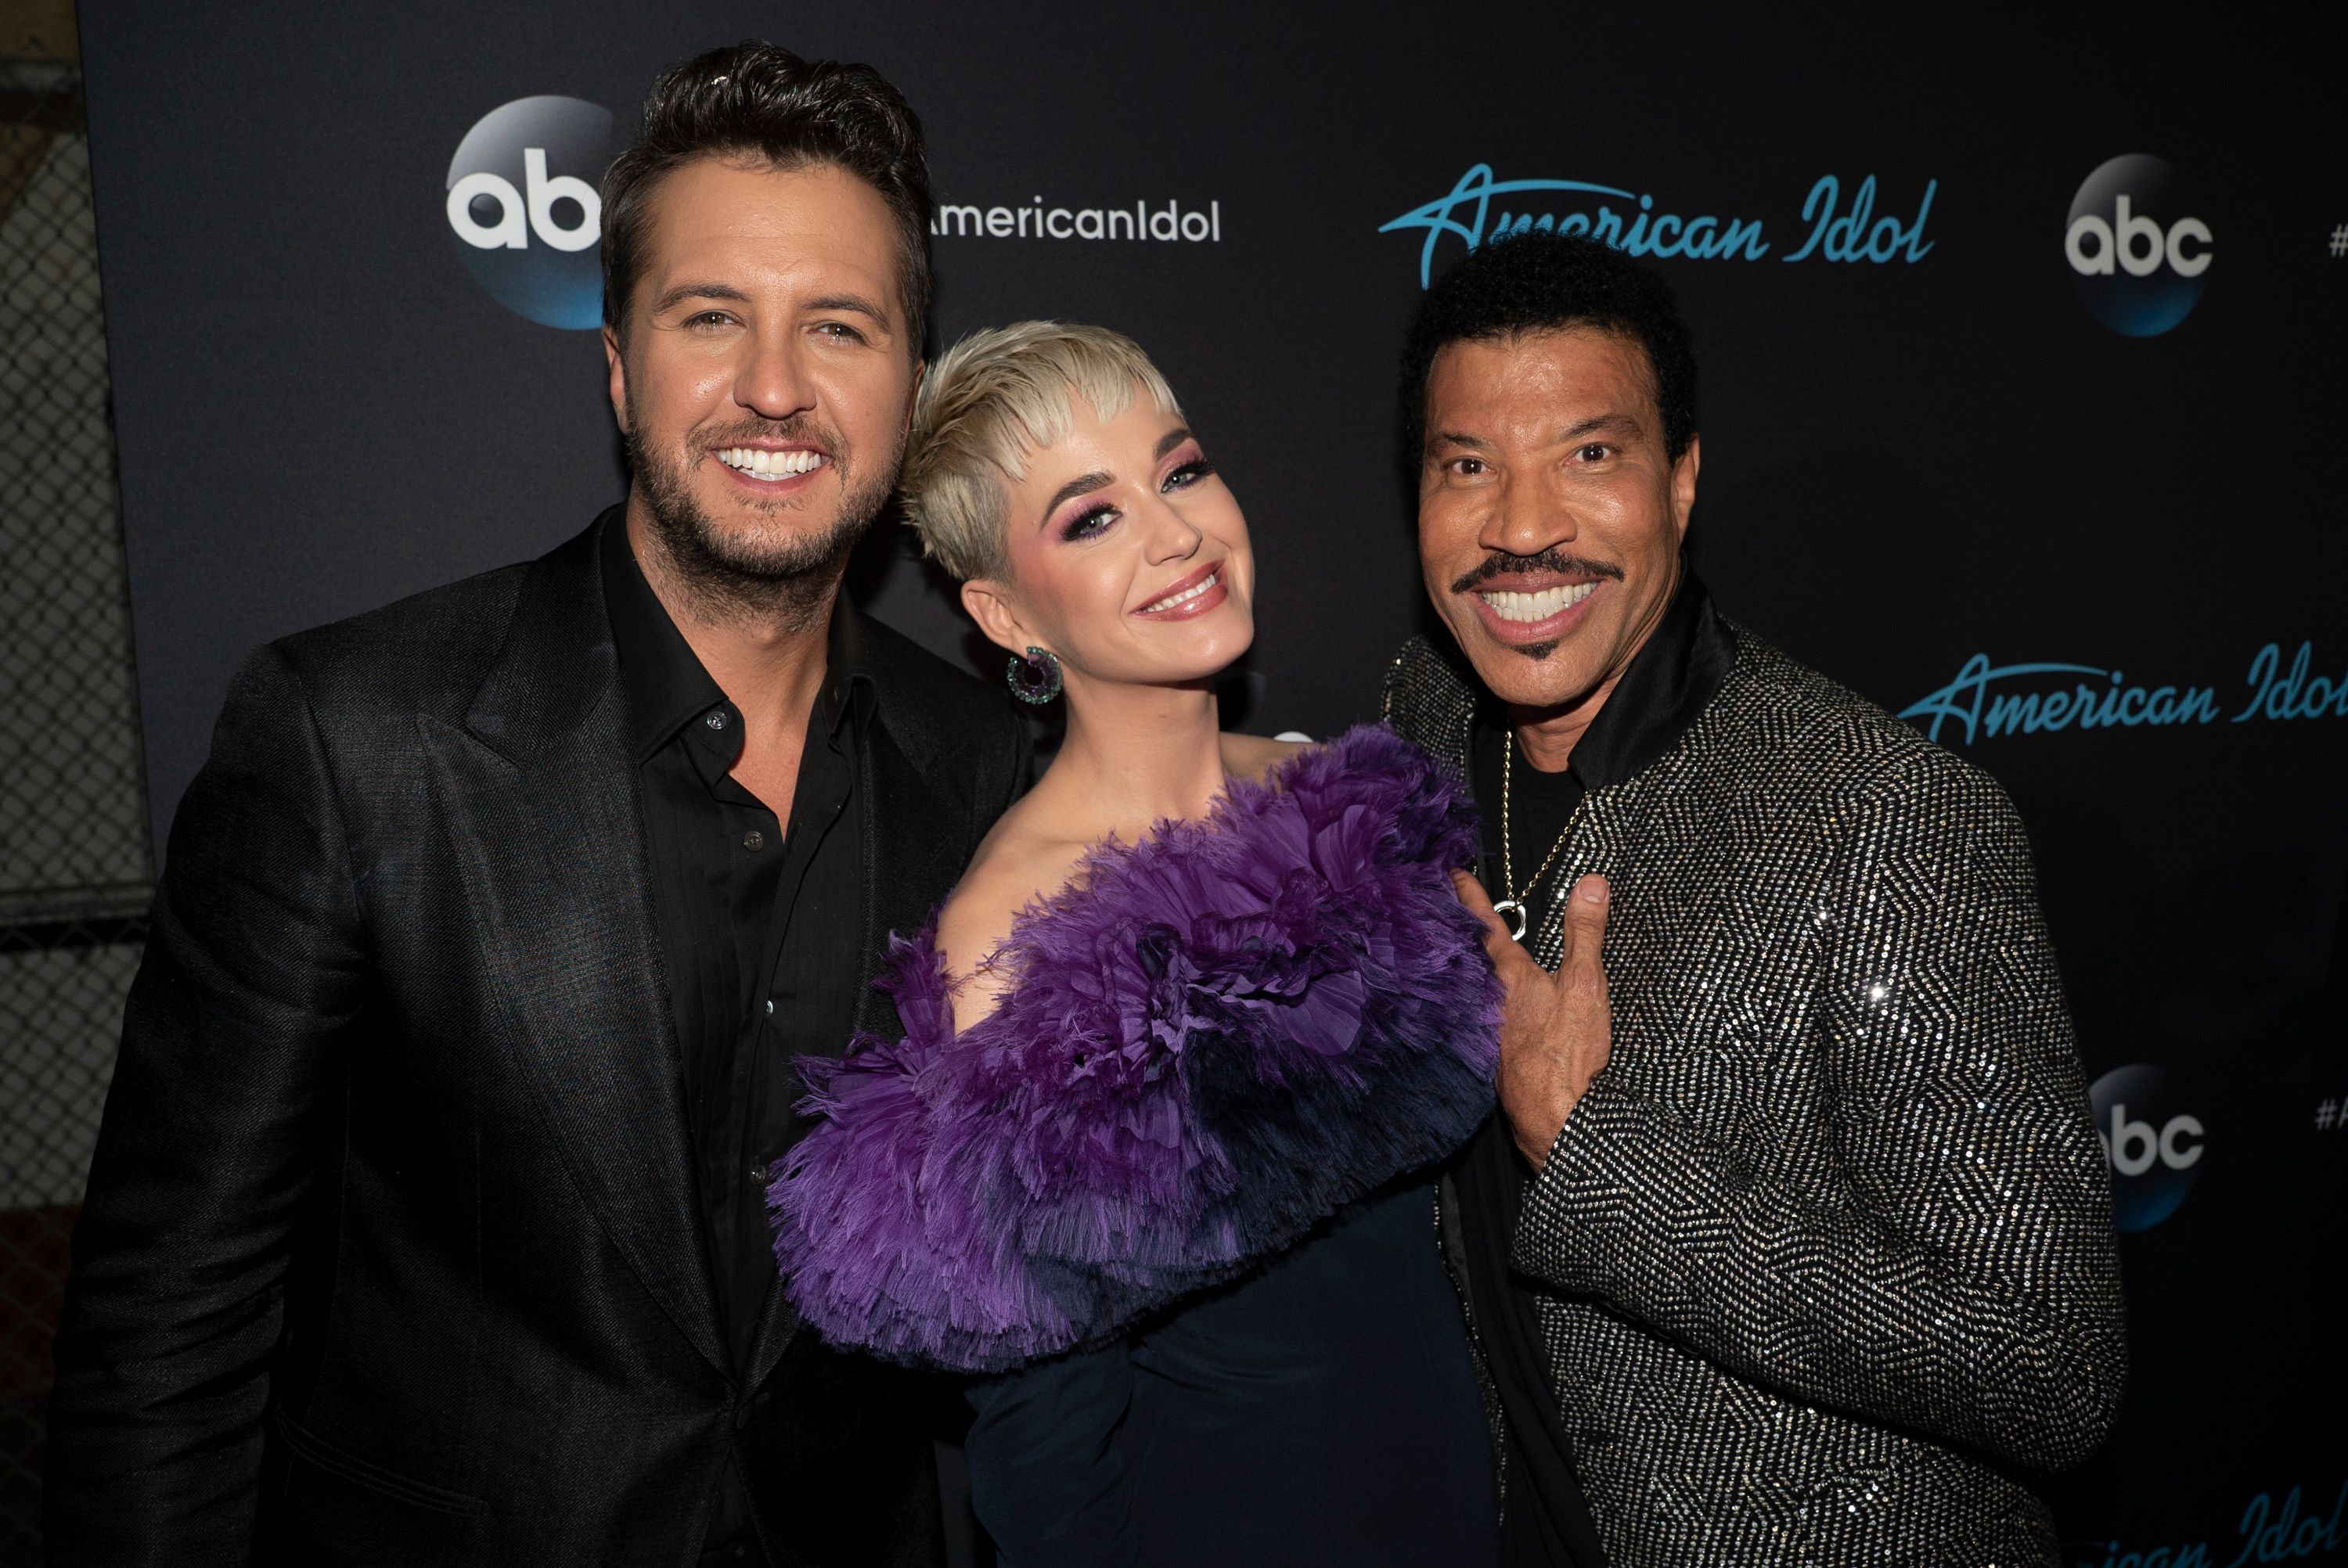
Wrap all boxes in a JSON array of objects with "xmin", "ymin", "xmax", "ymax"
[
  {"xmin": 1219, "ymin": 731, "xmax": 1312, "ymax": 786},
  {"xmin": 934, "ymin": 797, "xmax": 1094, "ymax": 1029}
]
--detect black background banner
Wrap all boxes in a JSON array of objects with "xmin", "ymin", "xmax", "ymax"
[{"xmin": 76, "ymin": 5, "xmax": 2345, "ymax": 1559}]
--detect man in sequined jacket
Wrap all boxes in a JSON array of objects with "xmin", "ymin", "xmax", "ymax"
[{"xmin": 1381, "ymin": 232, "xmax": 2127, "ymax": 1566}]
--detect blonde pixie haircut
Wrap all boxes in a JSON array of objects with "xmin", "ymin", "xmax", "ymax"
[{"xmin": 902, "ymin": 321, "xmax": 1183, "ymax": 583}]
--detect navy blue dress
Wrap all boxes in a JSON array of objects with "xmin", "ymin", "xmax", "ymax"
[
  {"xmin": 767, "ymin": 731, "xmax": 1508, "ymax": 1564},
  {"xmin": 963, "ymin": 1176, "xmax": 1499, "ymax": 1566}
]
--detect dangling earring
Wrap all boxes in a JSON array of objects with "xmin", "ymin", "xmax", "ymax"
[{"xmin": 1007, "ymin": 646, "xmax": 1063, "ymax": 706}]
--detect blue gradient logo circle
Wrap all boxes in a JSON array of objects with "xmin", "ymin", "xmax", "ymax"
[
  {"xmin": 2089, "ymin": 1064, "xmax": 2205, "ymax": 1232},
  {"xmin": 444, "ymin": 96, "xmax": 615, "ymax": 330},
  {"xmin": 2063, "ymin": 154, "xmax": 2213, "ymax": 337}
]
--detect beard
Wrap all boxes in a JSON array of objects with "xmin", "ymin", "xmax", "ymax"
[{"xmin": 624, "ymin": 410, "xmax": 901, "ymax": 633}]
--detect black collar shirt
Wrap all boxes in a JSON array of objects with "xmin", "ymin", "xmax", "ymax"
[
  {"xmin": 600, "ymin": 516, "xmax": 873, "ymax": 1559},
  {"xmin": 1459, "ymin": 565, "xmax": 1735, "ymax": 1568}
]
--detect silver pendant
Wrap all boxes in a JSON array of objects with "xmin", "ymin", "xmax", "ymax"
[{"xmin": 1491, "ymin": 898, "xmax": 1529, "ymax": 942}]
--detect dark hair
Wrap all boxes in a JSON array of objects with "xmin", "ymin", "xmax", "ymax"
[
  {"xmin": 1399, "ymin": 233, "xmax": 1698, "ymax": 469},
  {"xmin": 600, "ymin": 41, "xmax": 934, "ymax": 347}
]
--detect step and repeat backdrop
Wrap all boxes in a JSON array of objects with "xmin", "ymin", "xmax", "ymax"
[{"xmin": 76, "ymin": 5, "xmax": 2343, "ymax": 1561}]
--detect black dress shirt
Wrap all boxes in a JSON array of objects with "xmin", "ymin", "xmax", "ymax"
[
  {"xmin": 601, "ymin": 516, "xmax": 872, "ymax": 1558},
  {"xmin": 1460, "ymin": 564, "xmax": 1734, "ymax": 1567}
]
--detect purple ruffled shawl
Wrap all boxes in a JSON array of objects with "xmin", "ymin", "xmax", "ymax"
[{"xmin": 765, "ymin": 724, "xmax": 1500, "ymax": 1372}]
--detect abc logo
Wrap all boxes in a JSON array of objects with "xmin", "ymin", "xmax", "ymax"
[
  {"xmin": 2088, "ymin": 1064, "xmax": 2204, "ymax": 1232},
  {"xmin": 443, "ymin": 96, "xmax": 614, "ymax": 330},
  {"xmin": 2063, "ymin": 154, "xmax": 2212, "ymax": 337}
]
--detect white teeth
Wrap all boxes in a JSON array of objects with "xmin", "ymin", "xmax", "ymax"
[
  {"xmin": 1140, "ymin": 570, "xmax": 1219, "ymax": 613},
  {"xmin": 1477, "ymin": 581, "xmax": 1597, "ymax": 624},
  {"xmin": 717, "ymin": 448, "xmax": 825, "ymax": 477}
]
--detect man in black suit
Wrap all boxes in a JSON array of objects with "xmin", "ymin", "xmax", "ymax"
[{"xmin": 45, "ymin": 42, "xmax": 1026, "ymax": 1566}]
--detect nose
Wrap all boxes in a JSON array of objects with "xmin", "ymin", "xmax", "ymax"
[
  {"xmin": 1140, "ymin": 488, "xmax": 1205, "ymax": 566},
  {"xmin": 733, "ymin": 325, "xmax": 816, "ymax": 423},
  {"xmin": 1481, "ymin": 468, "xmax": 1577, "ymax": 558}
]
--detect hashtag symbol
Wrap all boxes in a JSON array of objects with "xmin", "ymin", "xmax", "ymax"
[
  {"xmin": 2321, "ymin": 1099, "xmax": 2341, "ymax": 1131},
  {"xmin": 2332, "ymin": 225, "xmax": 2348, "ymax": 257}
]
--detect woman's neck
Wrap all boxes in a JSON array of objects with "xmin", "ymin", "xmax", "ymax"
[{"xmin": 1044, "ymin": 678, "xmax": 1229, "ymax": 836}]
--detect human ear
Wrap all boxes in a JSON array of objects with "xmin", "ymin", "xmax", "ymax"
[
  {"xmin": 603, "ymin": 325, "xmax": 631, "ymax": 434},
  {"xmin": 960, "ymin": 579, "xmax": 1038, "ymax": 659},
  {"xmin": 1669, "ymin": 434, "xmax": 1701, "ymax": 543}
]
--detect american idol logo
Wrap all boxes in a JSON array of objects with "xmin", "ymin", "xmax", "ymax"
[
  {"xmin": 2064, "ymin": 153, "xmax": 2213, "ymax": 336},
  {"xmin": 2089, "ymin": 1065, "xmax": 2203, "ymax": 1233},
  {"xmin": 444, "ymin": 95, "xmax": 616, "ymax": 330},
  {"xmin": 1381, "ymin": 164, "xmax": 1936, "ymax": 287},
  {"xmin": 1901, "ymin": 642, "xmax": 2346, "ymax": 746}
]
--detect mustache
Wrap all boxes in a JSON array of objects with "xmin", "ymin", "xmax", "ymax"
[
  {"xmin": 1448, "ymin": 549, "xmax": 1626, "ymax": 595},
  {"xmin": 692, "ymin": 415, "xmax": 841, "ymax": 456}
]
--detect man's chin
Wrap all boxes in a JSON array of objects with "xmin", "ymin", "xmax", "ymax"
[{"xmin": 1452, "ymin": 621, "xmax": 1608, "ymax": 713}]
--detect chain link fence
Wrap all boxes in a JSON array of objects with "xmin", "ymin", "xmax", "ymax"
[{"xmin": 1, "ymin": 19, "xmax": 151, "ymax": 1560}]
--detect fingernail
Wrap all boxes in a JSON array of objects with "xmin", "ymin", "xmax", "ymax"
[{"xmin": 1577, "ymin": 876, "xmax": 1606, "ymax": 903}]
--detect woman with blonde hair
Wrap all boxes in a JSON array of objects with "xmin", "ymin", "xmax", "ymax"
[{"xmin": 768, "ymin": 323, "xmax": 1501, "ymax": 1564}]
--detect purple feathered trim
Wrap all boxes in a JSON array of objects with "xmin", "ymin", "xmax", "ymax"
[{"xmin": 766, "ymin": 724, "xmax": 1500, "ymax": 1372}]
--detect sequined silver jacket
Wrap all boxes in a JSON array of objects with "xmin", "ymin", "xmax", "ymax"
[{"xmin": 1384, "ymin": 627, "xmax": 2127, "ymax": 1568}]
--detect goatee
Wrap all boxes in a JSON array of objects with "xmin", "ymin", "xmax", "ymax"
[{"xmin": 624, "ymin": 415, "xmax": 900, "ymax": 634}]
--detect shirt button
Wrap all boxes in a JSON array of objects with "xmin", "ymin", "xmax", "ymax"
[
  {"xmin": 742, "ymin": 830, "xmax": 764, "ymax": 851},
  {"xmin": 750, "ymin": 1162, "xmax": 771, "ymax": 1185},
  {"xmin": 705, "ymin": 710, "xmax": 728, "ymax": 731},
  {"xmin": 763, "ymin": 999, "xmax": 775, "ymax": 1016}
]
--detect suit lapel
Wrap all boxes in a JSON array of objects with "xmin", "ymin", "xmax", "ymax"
[
  {"xmin": 741, "ymin": 702, "xmax": 978, "ymax": 1390},
  {"xmin": 427, "ymin": 519, "xmax": 727, "ymax": 1376}
]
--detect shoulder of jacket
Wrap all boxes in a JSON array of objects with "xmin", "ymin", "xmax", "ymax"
[
  {"xmin": 1714, "ymin": 623, "xmax": 2008, "ymax": 815},
  {"xmin": 261, "ymin": 560, "xmax": 534, "ymax": 721},
  {"xmin": 1381, "ymin": 634, "xmax": 1475, "ymax": 728}
]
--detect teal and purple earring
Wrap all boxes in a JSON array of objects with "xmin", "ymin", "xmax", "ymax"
[{"xmin": 1007, "ymin": 646, "xmax": 1063, "ymax": 705}]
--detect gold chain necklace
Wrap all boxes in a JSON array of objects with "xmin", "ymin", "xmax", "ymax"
[{"xmin": 1492, "ymin": 733, "xmax": 1583, "ymax": 944}]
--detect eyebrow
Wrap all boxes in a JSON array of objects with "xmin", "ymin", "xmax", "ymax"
[
  {"xmin": 1154, "ymin": 426, "xmax": 1194, "ymax": 460},
  {"xmin": 1425, "ymin": 412, "xmax": 1644, "ymax": 455},
  {"xmin": 1039, "ymin": 471, "xmax": 1114, "ymax": 527},
  {"xmin": 803, "ymin": 292, "xmax": 892, "ymax": 327},
  {"xmin": 651, "ymin": 281, "xmax": 750, "ymax": 315},
  {"xmin": 1556, "ymin": 412, "xmax": 1644, "ymax": 443},
  {"xmin": 647, "ymin": 284, "xmax": 894, "ymax": 330}
]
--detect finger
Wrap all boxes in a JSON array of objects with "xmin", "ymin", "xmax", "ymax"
[
  {"xmin": 1451, "ymin": 869, "xmax": 1540, "ymax": 975},
  {"xmin": 1559, "ymin": 874, "xmax": 1611, "ymax": 981},
  {"xmin": 1450, "ymin": 870, "xmax": 1510, "ymax": 944}
]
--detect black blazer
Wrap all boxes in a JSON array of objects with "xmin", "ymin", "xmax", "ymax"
[{"xmin": 45, "ymin": 520, "xmax": 1029, "ymax": 1566}]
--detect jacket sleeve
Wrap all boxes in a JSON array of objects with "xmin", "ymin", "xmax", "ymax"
[
  {"xmin": 1511, "ymin": 756, "xmax": 2127, "ymax": 1471},
  {"xmin": 45, "ymin": 644, "xmax": 365, "ymax": 1563}
]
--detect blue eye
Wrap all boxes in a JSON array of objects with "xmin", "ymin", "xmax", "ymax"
[
  {"xmin": 1061, "ymin": 505, "xmax": 1117, "ymax": 541},
  {"xmin": 1163, "ymin": 458, "xmax": 1214, "ymax": 491}
]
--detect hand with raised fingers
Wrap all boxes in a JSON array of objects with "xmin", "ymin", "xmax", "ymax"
[{"xmin": 1452, "ymin": 869, "xmax": 1615, "ymax": 1170}]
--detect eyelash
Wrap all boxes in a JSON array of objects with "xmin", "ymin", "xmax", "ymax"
[{"xmin": 1057, "ymin": 455, "xmax": 1215, "ymax": 541}]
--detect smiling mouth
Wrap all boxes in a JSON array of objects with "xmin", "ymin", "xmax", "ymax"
[
  {"xmin": 715, "ymin": 446, "xmax": 828, "ymax": 480},
  {"xmin": 1478, "ymin": 581, "xmax": 1598, "ymax": 623},
  {"xmin": 1135, "ymin": 563, "xmax": 1223, "ymax": 616}
]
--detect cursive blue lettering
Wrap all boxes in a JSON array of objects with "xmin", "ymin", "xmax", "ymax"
[
  {"xmin": 1379, "ymin": 165, "xmax": 1775, "ymax": 281},
  {"xmin": 2219, "ymin": 1482, "xmax": 2346, "ymax": 1566},
  {"xmin": 1903, "ymin": 656, "xmax": 2236, "ymax": 745},
  {"xmin": 1718, "ymin": 214, "xmax": 1770, "ymax": 260},
  {"xmin": 1784, "ymin": 174, "xmax": 1937, "ymax": 264}
]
